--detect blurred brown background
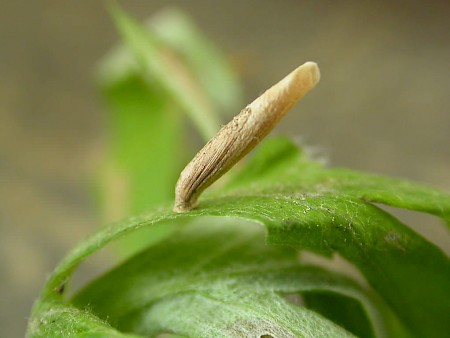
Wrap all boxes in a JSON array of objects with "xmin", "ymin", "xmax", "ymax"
[{"xmin": 1, "ymin": 1, "xmax": 449, "ymax": 336}]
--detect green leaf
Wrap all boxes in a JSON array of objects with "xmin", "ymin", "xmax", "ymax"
[
  {"xmin": 303, "ymin": 292, "xmax": 376, "ymax": 338},
  {"xmin": 108, "ymin": 4, "xmax": 221, "ymax": 141},
  {"xmin": 217, "ymin": 138, "xmax": 450, "ymax": 337},
  {"xmin": 99, "ymin": 74, "xmax": 183, "ymax": 214},
  {"xmin": 30, "ymin": 5, "xmax": 450, "ymax": 338},
  {"xmin": 149, "ymin": 8, "xmax": 243, "ymax": 115},
  {"xmin": 97, "ymin": 4, "xmax": 233, "ymax": 219},
  {"xmin": 227, "ymin": 137, "xmax": 450, "ymax": 221},
  {"xmin": 96, "ymin": 5, "xmax": 243, "ymax": 252},
  {"xmin": 96, "ymin": 71, "xmax": 184, "ymax": 255},
  {"xmin": 74, "ymin": 221, "xmax": 397, "ymax": 338},
  {"xmin": 29, "ymin": 137, "xmax": 450, "ymax": 337},
  {"xmin": 37, "ymin": 221, "xmax": 382, "ymax": 337},
  {"xmin": 27, "ymin": 301, "xmax": 141, "ymax": 338}
]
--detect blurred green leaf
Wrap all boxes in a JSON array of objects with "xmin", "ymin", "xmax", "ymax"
[
  {"xmin": 109, "ymin": 4, "xmax": 221, "ymax": 141},
  {"xmin": 97, "ymin": 72, "xmax": 183, "ymax": 255},
  {"xmin": 97, "ymin": 5, "xmax": 237, "ymax": 217},
  {"xmin": 100, "ymin": 75, "xmax": 183, "ymax": 214},
  {"xmin": 149, "ymin": 8, "xmax": 243, "ymax": 115},
  {"xmin": 96, "ymin": 6, "xmax": 243, "ymax": 252}
]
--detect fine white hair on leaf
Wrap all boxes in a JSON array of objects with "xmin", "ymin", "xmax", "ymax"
[{"xmin": 174, "ymin": 62, "xmax": 321, "ymax": 213}]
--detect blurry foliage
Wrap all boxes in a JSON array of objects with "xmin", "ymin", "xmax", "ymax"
[{"xmin": 97, "ymin": 6, "xmax": 243, "ymax": 217}]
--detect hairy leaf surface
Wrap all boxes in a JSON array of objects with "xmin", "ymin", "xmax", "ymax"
[{"xmin": 28, "ymin": 138, "xmax": 450, "ymax": 337}]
